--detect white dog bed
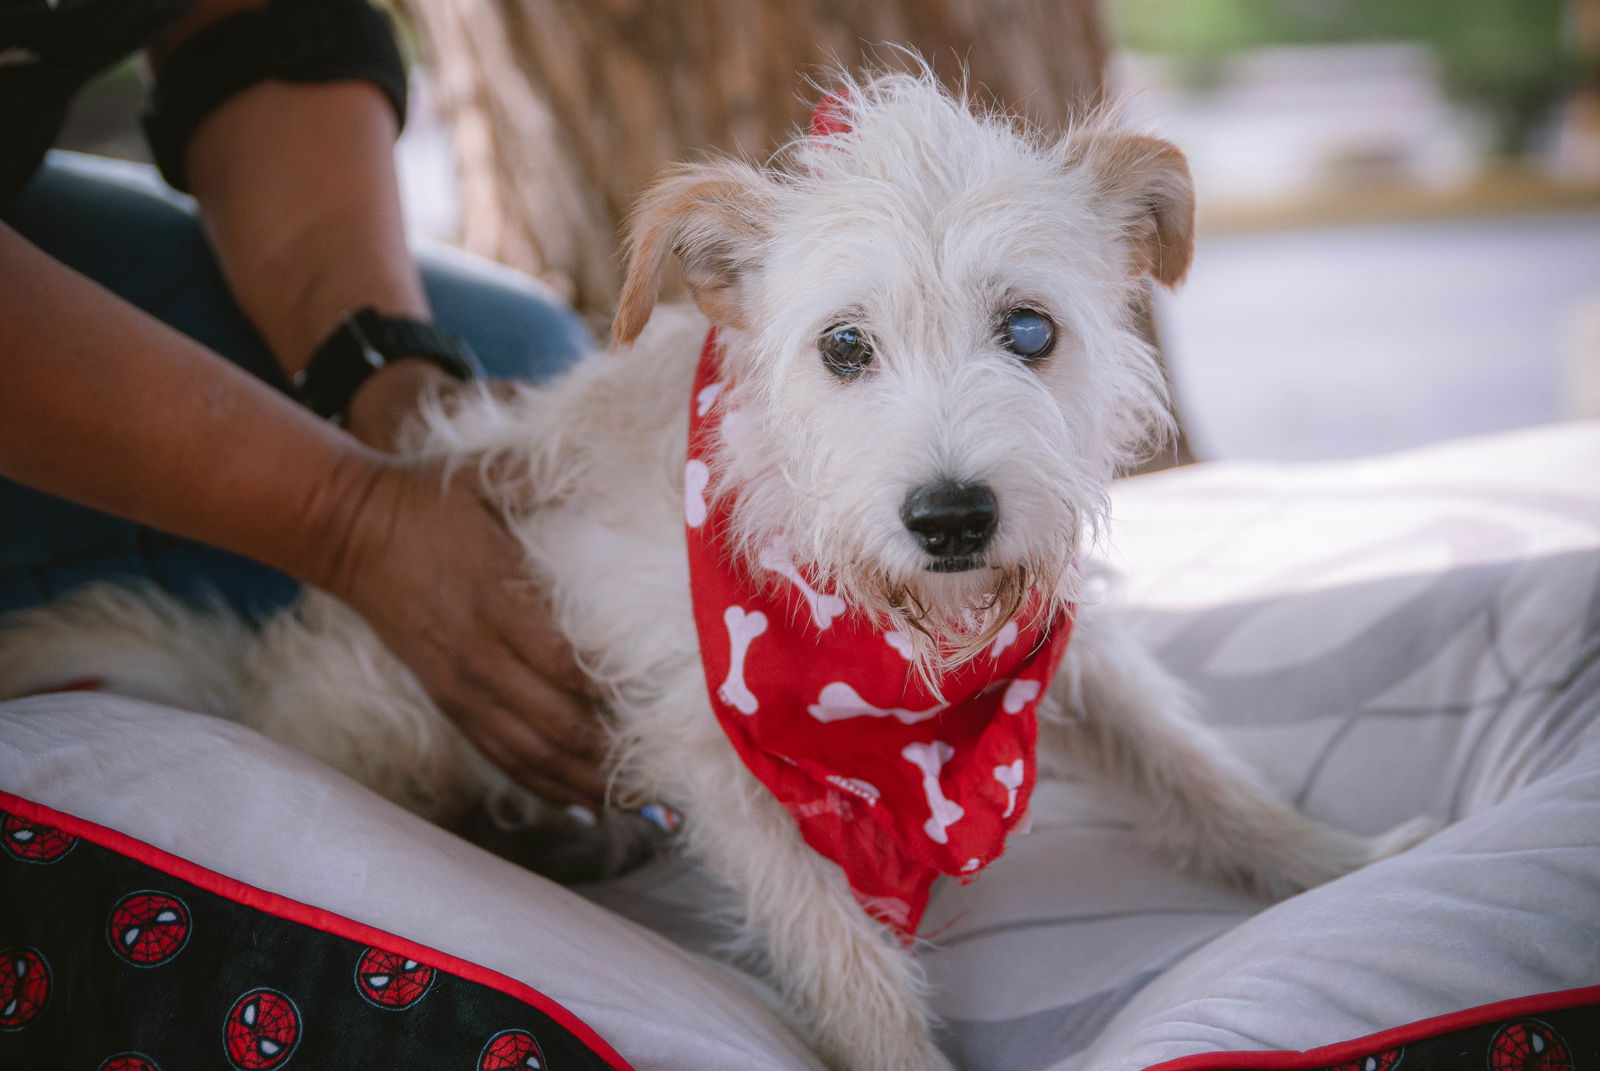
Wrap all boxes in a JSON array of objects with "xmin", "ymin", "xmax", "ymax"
[{"xmin": 2, "ymin": 421, "xmax": 1596, "ymax": 1070}]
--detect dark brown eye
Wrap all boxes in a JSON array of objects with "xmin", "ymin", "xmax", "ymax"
[
  {"xmin": 820, "ymin": 324, "xmax": 873, "ymax": 380},
  {"xmin": 1000, "ymin": 308, "xmax": 1056, "ymax": 362}
]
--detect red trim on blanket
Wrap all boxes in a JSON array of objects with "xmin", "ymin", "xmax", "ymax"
[
  {"xmin": 0, "ymin": 790, "xmax": 637, "ymax": 1071},
  {"xmin": 1140, "ymin": 983, "xmax": 1600, "ymax": 1071},
  {"xmin": 39, "ymin": 676, "xmax": 104, "ymax": 694}
]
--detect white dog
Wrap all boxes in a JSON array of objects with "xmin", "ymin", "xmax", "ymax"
[{"xmin": 0, "ymin": 72, "xmax": 1427, "ymax": 1071}]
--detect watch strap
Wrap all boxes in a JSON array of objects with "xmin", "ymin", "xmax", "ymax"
[{"xmin": 295, "ymin": 309, "xmax": 481, "ymax": 423}]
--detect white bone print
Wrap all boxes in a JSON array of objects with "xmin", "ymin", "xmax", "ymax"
[
  {"xmin": 993, "ymin": 759, "xmax": 1024, "ymax": 818},
  {"xmin": 857, "ymin": 895, "xmax": 912, "ymax": 928},
  {"xmin": 758, "ymin": 545, "xmax": 846, "ymax": 629},
  {"xmin": 824, "ymin": 774, "xmax": 881, "ymax": 804},
  {"xmin": 684, "ymin": 459, "xmax": 711, "ymax": 528},
  {"xmin": 808, "ymin": 681, "xmax": 947, "ymax": 725},
  {"xmin": 696, "ymin": 381, "xmax": 725, "ymax": 416},
  {"xmin": 884, "ymin": 629, "xmax": 915, "ymax": 661},
  {"xmin": 719, "ymin": 606, "xmax": 767, "ymax": 714},
  {"xmin": 901, "ymin": 740, "xmax": 964, "ymax": 844},
  {"xmin": 1002, "ymin": 677, "xmax": 1042, "ymax": 714},
  {"xmin": 988, "ymin": 621, "xmax": 1019, "ymax": 660}
]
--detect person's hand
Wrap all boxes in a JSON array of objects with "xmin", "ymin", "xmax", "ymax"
[
  {"xmin": 319, "ymin": 448, "xmax": 608, "ymax": 810},
  {"xmin": 344, "ymin": 357, "xmax": 457, "ymax": 452}
]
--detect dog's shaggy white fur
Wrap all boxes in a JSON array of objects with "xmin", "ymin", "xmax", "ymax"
[{"xmin": 0, "ymin": 72, "xmax": 1429, "ymax": 1071}]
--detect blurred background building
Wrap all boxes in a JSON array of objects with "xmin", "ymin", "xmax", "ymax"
[{"xmin": 52, "ymin": 0, "xmax": 1600, "ymax": 463}]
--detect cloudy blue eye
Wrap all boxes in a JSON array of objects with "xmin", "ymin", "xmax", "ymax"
[
  {"xmin": 820, "ymin": 324, "xmax": 873, "ymax": 379},
  {"xmin": 1000, "ymin": 308, "xmax": 1056, "ymax": 362}
]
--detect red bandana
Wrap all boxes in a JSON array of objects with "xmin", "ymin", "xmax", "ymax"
[{"xmin": 685, "ymin": 330, "xmax": 1072, "ymax": 938}]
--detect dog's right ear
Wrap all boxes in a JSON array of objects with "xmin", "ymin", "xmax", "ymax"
[{"xmin": 612, "ymin": 161, "xmax": 774, "ymax": 346}]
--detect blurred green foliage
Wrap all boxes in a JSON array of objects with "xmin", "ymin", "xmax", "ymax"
[{"xmin": 1109, "ymin": 0, "xmax": 1584, "ymax": 154}]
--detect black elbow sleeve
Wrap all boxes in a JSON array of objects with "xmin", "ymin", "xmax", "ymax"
[{"xmin": 141, "ymin": 0, "xmax": 409, "ymax": 192}]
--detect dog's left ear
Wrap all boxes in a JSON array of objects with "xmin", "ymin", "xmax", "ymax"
[
  {"xmin": 1062, "ymin": 132, "xmax": 1195, "ymax": 289},
  {"xmin": 613, "ymin": 160, "xmax": 774, "ymax": 346}
]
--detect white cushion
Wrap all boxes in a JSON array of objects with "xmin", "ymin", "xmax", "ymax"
[
  {"xmin": 922, "ymin": 421, "xmax": 1600, "ymax": 1069},
  {"xmin": 0, "ymin": 693, "xmax": 823, "ymax": 1071},
  {"xmin": 4, "ymin": 420, "xmax": 1596, "ymax": 1070}
]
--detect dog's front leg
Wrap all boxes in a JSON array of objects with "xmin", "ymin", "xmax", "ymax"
[
  {"xmin": 1039, "ymin": 614, "xmax": 1433, "ymax": 898},
  {"xmin": 676, "ymin": 740, "xmax": 956, "ymax": 1071}
]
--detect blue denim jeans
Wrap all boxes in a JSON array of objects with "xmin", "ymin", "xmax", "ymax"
[{"xmin": 0, "ymin": 152, "xmax": 592, "ymax": 619}]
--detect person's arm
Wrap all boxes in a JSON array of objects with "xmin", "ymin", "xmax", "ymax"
[
  {"xmin": 150, "ymin": 0, "xmax": 448, "ymax": 447},
  {"xmin": 0, "ymin": 226, "xmax": 604, "ymax": 807},
  {"xmin": 0, "ymin": 225, "xmax": 373, "ymax": 589},
  {"xmin": 7, "ymin": 0, "xmax": 609, "ymax": 807}
]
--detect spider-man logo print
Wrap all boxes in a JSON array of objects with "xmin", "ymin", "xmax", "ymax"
[
  {"xmin": 1488, "ymin": 1019, "xmax": 1573, "ymax": 1071},
  {"xmin": 1325, "ymin": 1049, "xmax": 1402, "ymax": 1071},
  {"xmin": 354, "ymin": 947, "xmax": 436, "ymax": 1009},
  {"xmin": 98, "ymin": 1053, "xmax": 161, "ymax": 1071},
  {"xmin": 479, "ymin": 1028, "xmax": 548, "ymax": 1070},
  {"xmin": 1, "ymin": 812, "xmax": 76, "ymax": 863},
  {"xmin": 0, "ymin": 946, "xmax": 50, "ymax": 1031},
  {"xmin": 108, "ymin": 890, "xmax": 191, "ymax": 967},
  {"xmin": 223, "ymin": 988, "xmax": 301, "ymax": 1070}
]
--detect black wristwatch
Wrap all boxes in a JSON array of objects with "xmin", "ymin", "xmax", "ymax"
[{"xmin": 295, "ymin": 308, "xmax": 483, "ymax": 423}]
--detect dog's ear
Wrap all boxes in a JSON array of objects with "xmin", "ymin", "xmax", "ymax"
[
  {"xmin": 1063, "ymin": 132, "xmax": 1195, "ymax": 289},
  {"xmin": 613, "ymin": 161, "xmax": 773, "ymax": 346}
]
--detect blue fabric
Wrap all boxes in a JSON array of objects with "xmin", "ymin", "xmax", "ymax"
[{"xmin": 0, "ymin": 151, "xmax": 592, "ymax": 619}]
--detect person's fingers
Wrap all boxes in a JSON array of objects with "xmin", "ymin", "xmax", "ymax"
[
  {"xmin": 541, "ymin": 638, "xmax": 601, "ymax": 703},
  {"xmin": 488, "ymin": 646, "xmax": 607, "ymax": 764},
  {"xmin": 475, "ymin": 572, "xmax": 606, "ymax": 723},
  {"xmin": 340, "ymin": 459, "xmax": 613, "ymax": 804},
  {"xmin": 467, "ymin": 725, "xmax": 602, "ymax": 810},
  {"xmin": 493, "ymin": 593, "xmax": 598, "ymax": 703},
  {"xmin": 469, "ymin": 648, "xmax": 606, "ymax": 780},
  {"xmin": 458, "ymin": 698, "xmax": 608, "ymax": 807},
  {"xmin": 522, "ymin": 745, "xmax": 609, "ymax": 807},
  {"xmin": 488, "ymin": 646, "xmax": 605, "ymax": 761}
]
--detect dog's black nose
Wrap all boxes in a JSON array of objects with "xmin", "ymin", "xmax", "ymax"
[{"xmin": 901, "ymin": 481, "xmax": 998, "ymax": 559}]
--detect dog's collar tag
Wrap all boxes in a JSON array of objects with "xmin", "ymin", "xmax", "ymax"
[{"xmin": 684, "ymin": 327, "xmax": 1072, "ymax": 939}]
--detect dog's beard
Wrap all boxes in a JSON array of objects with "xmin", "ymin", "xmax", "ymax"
[
  {"xmin": 735, "ymin": 537, "xmax": 1077, "ymax": 695},
  {"xmin": 719, "ymin": 445, "xmax": 1100, "ymax": 687},
  {"xmin": 858, "ymin": 556, "xmax": 1072, "ymax": 677},
  {"xmin": 842, "ymin": 482, "xmax": 1098, "ymax": 680}
]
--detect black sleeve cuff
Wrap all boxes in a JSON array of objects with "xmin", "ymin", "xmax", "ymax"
[{"xmin": 140, "ymin": 0, "xmax": 408, "ymax": 193}]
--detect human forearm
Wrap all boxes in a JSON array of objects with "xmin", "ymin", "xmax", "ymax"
[
  {"xmin": 0, "ymin": 223, "xmax": 381, "ymax": 590},
  {"xmin": 145, "ymin": 0, "xmax": 454, "ymax": 441},
  {"xmin": 0, "ymin": 224, "xmax": 604, "ymax": 802},
  {"xmin": 182, "ymin": 75, "xmax": 430, "ymax": 378}
]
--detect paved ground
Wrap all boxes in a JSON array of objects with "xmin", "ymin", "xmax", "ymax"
[{"xmin": 1163, "ymin": 210, "xmax": 1600, "ymax": 461}]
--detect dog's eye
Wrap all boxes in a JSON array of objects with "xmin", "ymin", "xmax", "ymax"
[
  {"xmin": 820, "ymin": 325, "xmax": 873, "ymax": 380},
  {"xmin": 1000, "ymin": 308, "xmax": 1056, "ymax": 362}
]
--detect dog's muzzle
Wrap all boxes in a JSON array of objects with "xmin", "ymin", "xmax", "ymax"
[{"xmin": 901, "ymin": 481, "xmax": 997, "ymax": 571}]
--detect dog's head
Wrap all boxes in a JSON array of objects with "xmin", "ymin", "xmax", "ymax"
[{"xmin": 614, "ymin": 71, "xmax": 1193, "ymax": 662}]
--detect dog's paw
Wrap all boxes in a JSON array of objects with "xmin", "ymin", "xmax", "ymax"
[
  {"xmin": 808, "ymin": 990, "xmax": 957, "ymax": 1071},
  {"xmin": 801, "ymin": 952, "xmax": 956, "ymax": 1071}
]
